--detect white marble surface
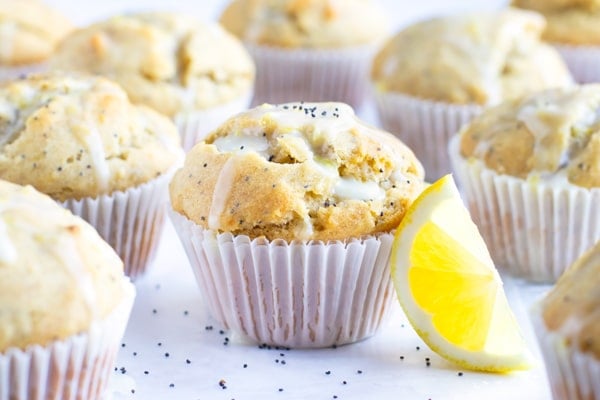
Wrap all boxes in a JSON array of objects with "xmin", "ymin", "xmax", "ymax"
[{"xmin": 41, "ymin": 1, "xmax": 557, "ymax": 399}]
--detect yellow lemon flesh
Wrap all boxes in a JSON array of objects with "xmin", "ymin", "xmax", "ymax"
[{"xmin": 391, "ymin": 174, "xmax": 532, "ymax": 372}]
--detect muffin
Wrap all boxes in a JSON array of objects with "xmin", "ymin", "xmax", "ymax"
[
  {"xmin": 169, "ymin": 101, "xmax": 424, "ymax": 348},
  {"xmin": 219, "ymin": 0, "xmax": 388, "ymax": 108},
  {"xmin": 449, "ymin": 84, "xmax": 600, "ymax": 282},
  {"xmin": 51, "ymin": 12, "xmax": 255, "ymax": 151},
  {"xmin": 372, "ymin": 8, "xmax": 573, "ymax": 181},
  {"xmin": 0, "ymin": 179, "xmax": 135, "ymax": 400},
  {"xmin": 0, "ymin": 0, "xmax": 73, "ymax": 81},
  {"xmin": 531, "ymin": 241, "xmax": 600, "ymax": 400},
  {"xmin": 512, "ymin": 0, "xmax": 600, "ymax": 83},
  {"xmin": 0, "ymin": 73, "xmax": 184, "ymax": 279}
]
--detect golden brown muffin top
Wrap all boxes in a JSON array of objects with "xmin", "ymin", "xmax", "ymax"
[
  {"xmin": 541, "ymin": 241, "xmax": 600, "ymax": 359},
  {"xmin": 371, "ymin": 9, "xmax": 572, "ymax": 105},
  {"xmin": 0, "ymin": 180, "xmax": 128, "ymax": 351},
  {"xmin": 459, "ymin": 84, "xmax": 600, "ymax": 188},
  {"xmin": 512, "ymin": 0, "xmax": 600, "ymax": 45},
  {"xmin": 0, "ymin": 74, "xmax": 183, "ymax": 201},
  {"xmin": 51, "ymin": 12, "xmax": 255, "ymax": 117},
  {"xmin": 219, "ymin": 0, "xmax": 388, "ymax": 48},
  {"xmin": 0, "ymin": 0, "xmax": 73, "ymax": 65},
  {"xmin": 170, "ymin": 102, "xmax": 425, "ymax": 241}
]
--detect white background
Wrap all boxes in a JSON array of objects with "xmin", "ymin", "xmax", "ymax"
[{"xmin": 43, "ymin": 1, "xmax": 555, "ymax": 399}]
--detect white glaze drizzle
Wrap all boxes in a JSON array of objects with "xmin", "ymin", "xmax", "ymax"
[{"xmin": 208, "ymin": 156, "xmax": 239, "ymax": 230}]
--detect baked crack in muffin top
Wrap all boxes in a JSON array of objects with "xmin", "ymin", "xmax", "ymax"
[{"xmin": 170, "ymin": 102, "xmax": 425, "ymax": 241}]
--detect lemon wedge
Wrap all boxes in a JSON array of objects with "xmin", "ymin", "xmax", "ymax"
[{"xmin": 391, "ymin": 174, "xmax": 531, "ymax": 372}]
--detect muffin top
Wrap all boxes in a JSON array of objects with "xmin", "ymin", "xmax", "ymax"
[
  {"xmin": 219, "ymin": 0, "xmax": 388, "ymax": 48},
  {"xmin": 458, "ymin": 85, "xmax": 600, "ymax": 188},
  {"xmin": 51, "ymin": 13, "xmax": 255, "ymax": 117},
  {"xmin": 0, "ymin": 180, "xmax": 128, "ymax": 351},
  {"xmin": 371, "ymin": 9, "xmax": 573, "ymax": 105},
  {"xmin": 0, "ymin": 0, "xmax": 73, "ymax": 66},
  {"xmin": 0, "ymin": 74, "xmax": 183, "ymax": 202},
  {"xmin": 170, "ymin": 102, "xmax": 424, "ymax": 241},
  {"xmin": 541, "ymin": 241, "xmax": 600, "ymax": 359},
  {"xmin": 512, "ymin": 0, "xmax": 600, "ymax": 45}
]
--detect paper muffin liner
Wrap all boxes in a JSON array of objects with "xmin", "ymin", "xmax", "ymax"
[
  {"xmin": 174, "ymin": 91, "xmax": 253, "ymax": 152},
  {"xmin": 0, "ymin": 279, "xmax": 135, "ymax": 400},
  {"xmin": 62, "ymin": 170, "xmax": 176, "ymax": 280},
  {"xmin": 0, "ymin": 62, "xmax": 47, "ymax": 82},
  {"xmin": 247, "ymin": 43, "xmax": 377, "ymax": 109},
  {"xmin": 554, "ymin": 44, "xmax": 600, "ymax": 84},
  {"xmin": 449, "ymin": 136, "xmax": 600, "ymax": 283},
  {"xmin": 169, "ymin": 210, "xmax": 395, "ymax": 349},
  {"xmin": 374, "ymin": 90, "xmax": 482, "ymax": 181},
  {"xmin": 530, "ymin": 304, "xmax": 600, "ymax": 400}
]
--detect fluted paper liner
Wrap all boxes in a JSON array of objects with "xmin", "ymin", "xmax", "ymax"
[
  {"xmin": 63, "ymin": 170, "xmax": 175, "ymax": 280},
  {"xmin": 554, "ymin": 44, "xmax": 600, "ymax": 84},
  {"xmin": 531, "ymin": 304, "xmax": 600, "ymax": 400},
  {"xmin": 247, "ymin": 44, "xmax": 377, "ymax": 109},
  {"xmin": 175, "ymin": 91, "xmax": 253, "ymax": 152},
  {"xmin": 374, "ymin": 90, "xmax": 481, "ymax": 181},
  {"xmin": 449, "ymin": 136, "xmax": 600, "ymax": 283},
  {"xmin": 0, "ymin": 280, "xmax": 135, "ymax": 400},
  {"xmin": 169, "ymin": 210, "xmax": 395, "ymax": 348}
]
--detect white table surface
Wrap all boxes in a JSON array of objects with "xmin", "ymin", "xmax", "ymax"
[{"xmin": 42, "ymin": 1, "xmax": 556, "ymax": 399}]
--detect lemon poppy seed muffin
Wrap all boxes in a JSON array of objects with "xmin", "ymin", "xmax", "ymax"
[
  {"xmin": 0, "ymin": 73, "xmax": 184, "ymax": 278},
  {"xmin": 532, "ymin": 241, "xmax": 600, "ymax": 400},
  {"xmin": 219, "ymin": 0, "xmax": 388, "ymax": 107},
  {"xmin": 449, "ymin": 85, "xmax": 600, "ymax": 282},
  {"xmin": 51, "ymin": 12, "xmax": 255, "ymax": 150},
  {"xmin": 372, "ymin": 8, "xmax": 573, "ymax": 180},
  {"xmin": 0, "ymin": 74, "xmax": 181, "ymax": 201},
  {"xmin": 170, "ymin": 102, "xmax": 424, "ymax": 348},
  {"xmin": 0, "ymin": 0, "xmax": 73, "ymax": 79},
  {"xmin": 0, "ymin": 179, "xmax": 135, "ymax": 400},
  {"xmin": 512, "ymin": 0, "xmax": 600, "ymax": 83},
  {"xmin": 170, "ymin": 102, "xmax": 424, "ymax": 242}
]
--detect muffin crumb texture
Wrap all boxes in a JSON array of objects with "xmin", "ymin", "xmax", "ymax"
[
  {"xmin": 0, "ymin": 180, "xmax": 125, "ymax": 351},
  {"xmin": 541, "ymin": 241, "xmax": 600, "ymax": 358},
  {"xmin": 371, "ymin": 8, "xmax": 572, "ymax": 105},
  {"xmin": 459, "ymin": 84, "xmax": 600, "ymax": 188},
  {"xmin": 219, "ymin": 0, "xmax": 388, "ymax": 48},
  {"xmin": 0, "ymin": 0, "xmax": 73, "ymax": 65},
  {"xmin": 0, "ymin": 74, "xmax": 182, "ymax": 201},
  {"xmin": 51, "ymin": 13, "xmax": 255, "ymax": 116},
  {"xmin": 170, "ymin": 102, "xmax": 424, "ymax": 241}
]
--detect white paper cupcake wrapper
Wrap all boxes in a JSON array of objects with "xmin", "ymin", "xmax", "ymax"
[
  {"xmin": 554, "ymin": 44, "xmax": 600, "ymax": 84},
  {"xmin": 247, "ymin": 44, "xmax": 377, "ymax": 109},
  {"xmin": 449, "ymin": 136, "xmax": 600, "ymax": 283},
  {"xmin": 0, "ymin": 62, "xmax": 47, "ymax": 82},
  {"xmin": 174, "ymin": 91, "xmax": 253, "ymax": 152},
  {"xmin": 169, "ymin": 210, "xmax": 395, "ymax": 348},
  {"xmin": 374, "ymin": 90, "xmax": 481, "ymax": 181},
  {"xmin": 531, "ymin": 304, "xmax": 600, "ymax": 400},
  {"xmin": 62, "ymin": 171, "xmax": 175, "ymax": 280},
  {"xmin": 0, "ymin": 279, "xmax": 135, "ymax": 400}
]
